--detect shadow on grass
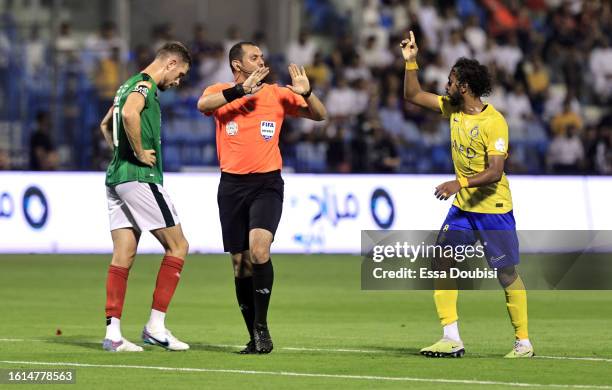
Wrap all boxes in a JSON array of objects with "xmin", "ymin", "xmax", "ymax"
[
  {"xmin": 321, "ymin": 345, "xmax": 502, "ymax": 359},
  {"xmin": 41, "ymin": 337, "xmax": 503, "ymax": 359},
  {"xmin": 43, "ymin": 335, "xmax": 101, "ymax": 351},
  {"xmin": 44, "ymin": 337, "xmax": 245, "ymax": 354},
  {"xmin": 183, "ymin": 343, "xmax": 241, "ymax": 353},
  {"xmin": 354, "ymin": 345, "xmax": 419, "ymax": 356}
]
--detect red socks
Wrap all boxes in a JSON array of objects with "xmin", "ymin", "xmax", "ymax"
[
  {"xmin": 105, "ymin": 265, "xmax": 129, "ymax": 319},
  {"xmin": 105, "ymin": 256, "xmax": 184, "ymax": 319},
  {"xmin": 152, "ymin": 256, "xmax": 184, "ymax": 313}
]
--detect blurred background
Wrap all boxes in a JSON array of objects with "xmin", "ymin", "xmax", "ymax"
[{"xmin": 0, "ymin": 0, "xmax": 611, "ymax": 175}]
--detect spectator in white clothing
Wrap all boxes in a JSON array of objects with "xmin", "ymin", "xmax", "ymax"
[
  {"xmin": 464, "ymin": 15, "xmax": 487, "ymax": 55},
  {"xmin": 359, "ymin": 35, "xmax": 393, "ymax": 69},
  {"xmin": 423, "ymin": 54, "xmax": 448, "ymax": 94},
  {"xmin": 547, "ymin": 125, "xmax": 584, "ymax": 174},
  {"xmin": 379, "ymin": 94, "xmax": 420, "ymax": 144},
  {"xmin": 84, "ymin": 21, "xmax": 128, "ymax": 64},
  {"xmin": 589, "ymin": 37, "xmax": 612, "ymax": 102},
  {"xmin": 198, "ymin": 44, "xmax": 233, "ymax": 88},
  {"xmin": 325, "ymin": 75, "xmax": 358, "ymax": 119},
  {"xmin": 360, "ymin": 0, "xmax": 389, "ymax": 52},
  {"xmin": 55, "ymin": 21, "xmax": 79, "ymax": 67},
  {"xmin": 344, "ymin": 53, "xmax": 372, "ymax": 82},
  {"xmin": 440, "ymin": 30, "xmax": 471, "ymax": 69},
  {"xmin": 505, "ymin": 84, "xmax": 534, "ymax": 140},
  {"xmin": 493, "ymin": 33, "xmax": 523, "ymax": 77},
  {"xmin": 416, "ymin": 0, "xmax": 441, "ymax": 50},
  {"xmin": 25, "ymin": 25, "xmax": 46, "ymax": 76},
  {"xmin": 286, "ymin": 29, "xmax": 318, "ymax": 67}
]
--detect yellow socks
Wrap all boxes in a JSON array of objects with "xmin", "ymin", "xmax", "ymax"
[
  {"xmin": 433, "ymin": 275, "xmax": 528, "ymax": 341},
  {"xmin": 504, "ymin": 275, "xmax": 529, "ymax": 340},
  {"xmin": 434, "ymin": 289, "xmax": 458, "ymax": 326}
]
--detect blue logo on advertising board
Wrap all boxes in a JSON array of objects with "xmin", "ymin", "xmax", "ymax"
[
  {"xmin": 22, "ymin": 186, "xmax": 48, "ymax": 229},
  {"xmin": 309, "ymin": 187, "xmax": 359, "ymax": 226},
  {"xmin": 0, "ymin": 192, "xmax": 14, "ymax": 218},
  {"xmin": 370, "ymin": 188, "xmax": 394, "ymax": 229}
]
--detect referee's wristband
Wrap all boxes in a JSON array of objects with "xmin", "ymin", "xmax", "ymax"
[
  {"xmin": 405, "ymin": 61, "xmax": 419, "ymax": 71},
  {"xmin": 301, "ymin": 88, "xmax": 312, "ymax": 98},
  {"xmin": 222, "ymin": 84, "xmax": 246, "ymax": 102},
  {"xmin": 458, "ymin": 177, "xmax": 469, "ymax": 188}
]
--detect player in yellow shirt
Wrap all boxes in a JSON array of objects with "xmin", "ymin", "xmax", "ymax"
[{"xmin": 401, "ymin": 31, "xmax": 533, "ymax": 358}]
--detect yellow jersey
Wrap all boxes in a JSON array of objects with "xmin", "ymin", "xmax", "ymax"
[{"xmin": 438, "ymin": 95, "xmax": 513, "ymax": 214}]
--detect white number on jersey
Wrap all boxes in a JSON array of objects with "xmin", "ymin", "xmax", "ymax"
[{"xmin": 112, "ymin": 104, "xmax": 120, "ymax": 147}]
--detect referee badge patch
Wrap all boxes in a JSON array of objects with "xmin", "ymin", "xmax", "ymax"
[
  {"xmin": 226, "ymin": 121, "xmax": 239, "ymax": 136},
  {"xmin": 260, "ymin": 121, "xmax": 276, "ymax": 141}
]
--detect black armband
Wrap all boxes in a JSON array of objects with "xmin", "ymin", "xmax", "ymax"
[
  {"xmin": 222, "ymin": 84, "xmax": 246, "ymax": 102},
  {"xmin": 302, "ymin": 88, "xmax": 312, "ymax": 98}
]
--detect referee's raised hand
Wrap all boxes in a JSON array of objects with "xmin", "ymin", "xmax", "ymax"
[
  {"xmin": 286, "ymin": 63, "xmax": 311, "ymax": 96},
  {"xmin": 243, "ymin": 66, "xmax": 269, "ymax": 94}
]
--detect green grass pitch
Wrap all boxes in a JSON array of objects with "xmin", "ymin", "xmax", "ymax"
[{"xmin": 1, "ymin": 255, "xmax": 611, "ymax": 389}]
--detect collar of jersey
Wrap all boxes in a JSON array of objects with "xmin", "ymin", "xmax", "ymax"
[
  {"xmin": 140, "ymin": 72, "xmax": 158, "ymax": 91},
  {"xmin": 461, "ymin": 104, "xmax": 489, "ymax": 117}
]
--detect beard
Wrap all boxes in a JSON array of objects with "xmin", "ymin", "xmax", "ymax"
[
  {"xmin": 448, "ymin": 90, "xmax": 463, "ymax": 106},
  {"xmin": 158, "ymin": 84, "xmax": 166, "ymax": 91}
]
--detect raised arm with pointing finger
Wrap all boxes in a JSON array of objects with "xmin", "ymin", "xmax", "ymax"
[
  {"xmin": 400, "ymin": 30, "xmax": 442, "ymax": 112},
  {"xmin": 398, "ymin": 32, "xmax": 533, "ymax": 360}
]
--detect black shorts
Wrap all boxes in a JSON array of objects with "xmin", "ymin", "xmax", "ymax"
[{"xmin": 217, "ymin": 170, "xmax": 284, "ymax": 253}]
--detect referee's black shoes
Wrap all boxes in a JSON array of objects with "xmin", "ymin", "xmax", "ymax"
[
  {"xmin": 254, "ymin": 324, "xmax": 273, "ymax": 354},
  {"xmin": 238, "ymin": 340, "xmax": 257, "ymax": 354}
]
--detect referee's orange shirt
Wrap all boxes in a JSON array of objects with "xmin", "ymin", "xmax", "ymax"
[{"xmin": 203, "ymin": 83, "xmax": 307, "ymax": 174}]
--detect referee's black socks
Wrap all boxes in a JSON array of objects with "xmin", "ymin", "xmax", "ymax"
[
  {"xmin": 234, "ymin": 276, "xmax": 255, "ymax": 340},
  {"xmin": 252, "ymin": 259, "xmax": 274, "ymax": 327}
]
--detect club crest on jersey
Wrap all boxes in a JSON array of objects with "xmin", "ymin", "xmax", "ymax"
[
  {"xmin": 226, "ymin": 121, "xmax": 238, "ymax": 136},
  {"xmin": 260, "ymin": 121, "xmax": 276, "ymax": 141},
  {"xmin": 470, "ymin": 126, "xmax": 479, "ymax": 138}
]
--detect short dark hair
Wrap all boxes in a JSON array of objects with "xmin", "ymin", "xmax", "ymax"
[
  {"xmin": 228, "ymin": 41, "xmax": 256, "ymax": 71},
  {"xmin": 451, "ymin": 57, "xmax": 492, "ymax": 97},
  {"xmin": 156, "ymin": 41, "xmax": 192, "ymax": 66}
]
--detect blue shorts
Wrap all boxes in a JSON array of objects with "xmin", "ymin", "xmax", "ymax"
[{"xmin": 436, "ymin": 205, "xmax": 519, "ymax": 269}]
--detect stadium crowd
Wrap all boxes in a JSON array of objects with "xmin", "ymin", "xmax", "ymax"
[{"xmin": 1, "ymin": 0, "xmax": 611, "ymax": 174}]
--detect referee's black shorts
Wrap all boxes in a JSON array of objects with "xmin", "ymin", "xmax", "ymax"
[{"xmin": 217, "ymin": 170, "xmax": 284, "ymax": 254}]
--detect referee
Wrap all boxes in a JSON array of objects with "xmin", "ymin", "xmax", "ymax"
[{"xmin": 197, "ymin": 41, "xmax": 326, "ymax": 354}]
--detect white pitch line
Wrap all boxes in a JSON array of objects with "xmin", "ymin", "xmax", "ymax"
[
  {"xmin": 192, "ymin": 345, "xmax": 612, "ymax": 361},
  {"xmin": 0, "ymin": 338, "xmax": 44, "ymax": 342},
  {"xmin": 537, "ymin": 356, "xmax": 612, "ymax": 363},
  {"xmin": 0, "ymin": 360, "xmax": 611, "ymax": 389},
  {"xmin": 198, "ymin": 343, "xmax": 384, "ymax": 354},
  {"xmin": 3, "ymin": 338, "xmax": 612, "ymax": 363},
  {"xmin": 282, "ymin": 346, "xmax": 384, "ymax": 353}
]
